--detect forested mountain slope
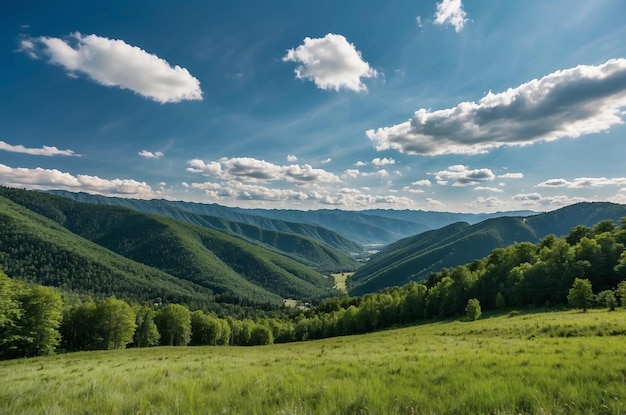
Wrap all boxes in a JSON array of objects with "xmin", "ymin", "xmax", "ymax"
[
  {"xmin": 0, "ymin": 194, "xmax": 216, "ymax": 308},
  {"xmin": 0, "ymin": 187, "xmax": 336, "ymax": 305},
  {"xmin": 350, "ymin": 202, "xmax": 626, "ymax": 295},
  {"xmin": 50, "ymin": 190, "xmax": 535, "ymax": 246},
  {"xmin": 48, "ymin": 190, "xmax": 363, "ymax": 254}
]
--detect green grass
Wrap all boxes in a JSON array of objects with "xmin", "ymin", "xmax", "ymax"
[
  {"xmin": 331, "ymin": 272, "xmax": 353, "ymax": 293},
  {"xmin": 2, "ymin": 309, "xmax": 626, "ymax": 414}
]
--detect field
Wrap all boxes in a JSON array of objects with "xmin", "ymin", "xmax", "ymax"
[
  {"xmin": 2, "ymin": 308, "xmax": 626, "ymax": 414},
  {"xmin": 331, "ymin": 272, "xmax": 354, "ymax": 293}
]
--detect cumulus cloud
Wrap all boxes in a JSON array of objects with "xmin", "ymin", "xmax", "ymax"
[
  {"xmin": 355, "ymin": 161, "xmax": 368, "ymax": 167},
  {"xmin": 536, "ymin": 177, "xmax": 626, "ymax": 188},
  {"xmin": 371, "ymin": 157, "xmax": 395, "ymax": 166},
  {"xmin": 434, "ymin": 165, "xmax": 495, "ymax": 186},
  {"xmin": 513, "ymin": 192, "xmax": 585, "ymax": 207},
  {"xmin": 321, "ymin": 158, "xmax": 332, "ymax": 164},
  {"xmin": 466, "ymin": 196, "xmax": 506, "ymax": 210},
  {"xmin": 343, "ymin": 169, "xmax": 360, "ymax": 179},
  {"xmin": 21, "ymin": 32, "xmax": 202, "ymax": 103},
  {"xmin": 499, "ymin": 173, "xmax": 524, "ymax": 179},
  {"xmin": 283, "ymin": 33, "xmax": 378, "ymax": 92},
  {"xmin": 434, "ymin": 0, "xmax": 468, "ymax": 32},
  {"xmin": 287, "ymin": 155, "xmax": 298, "ymax": 162},
  {"xmin": 0, "ymin": 163, "xmax": 157, "ymax": 198},
  {"xmin": 189, "ymin": 180, "xmax": 416, "ymax": 209},
  {"xmin": 412, "ymin": 179, "xmax": 432, "ymax": 187},
  {"xmin": 0, "ymin": 140, "xmax": 79, "ymax": 157},
  {"xmin": 426, "ymin": 197, "xmax": 445, "ymax": 208},
  {"xmin": 366, "ymin": 59, "xmax": 626, "ymax": 156},
  {"xmin": 187, "ymin": 157, "xmax": 339, "ymax": 184},
  {"xmin": 139, "ymin": 150, "xmax": 164, "ymax": 159},
  {"xmin": 474, "ymin": 186, "xmax": 504, "ymax": 192}
]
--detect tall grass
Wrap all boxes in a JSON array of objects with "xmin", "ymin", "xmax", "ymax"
[{"xmin": 2, "ymin": 309, "xmax": 625, "ymax": 414}]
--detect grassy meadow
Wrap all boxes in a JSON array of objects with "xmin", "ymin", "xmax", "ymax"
[
  {"xmin": 2, "ymin": 308, "xmax": 626, "ymax": 414},
  {"xmin": 331, "ymin": 272, "xmax": 353, "ymax": 293}
]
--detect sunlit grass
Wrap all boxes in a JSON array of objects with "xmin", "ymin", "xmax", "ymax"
[
  {"xmin": 331, "ymin": 272, "xmax": 353, "ymax": 293},
  {"xmin": 2, "ymin": 308, "xmax": 625, "ymax": 414}
]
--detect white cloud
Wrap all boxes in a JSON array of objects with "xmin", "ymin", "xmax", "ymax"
[
  {"xmin": 536, "ymin": 177, "xmax": 626, "ymax": 188},
  {"xmin": 434, "ymin": 0, "xmax": 468, "ymax": 32},
  {"xmin": 402, "ymin": 186, "xmax": 425, "ymax": 194},
  {"xmin": 187, "ymin": 159, "xmax": 222, "ymax": 176},
  {"xmin": 187, "ymin": 157, "xmax": 339, "ymax": 184},
  {"xmin": 412, "ymin": 179, "xmax": 432, "ymax": 187},
  {"xmin": 287, "ymin": 154, "xmax": 298, "ymax": 162},
  {"xmin": 434, "ymin": 165, "xmax": 495, "ymax": 186},
  {"xmin": 474, "ymin": 186, "xmax": 504, "ymax": 192},
  {"xmin": 343, "ymin": 169, "xmax": 360, "ymax": 179},
  {"xmin": 139, "ymin": 150, "xmax": 164, "ymax": 159},
  {"xmin": 283, "ymin": 33, "xmax": 378, "ymax": 92},
  {"xmin": 499, "ymin": 173, "xmax": 524, "ymax": 179},
  {"xmin": 355, "ymin": 161, "xmax": 368, "ymax": 167},
  {"xmin": 0, "ymin": 163, "xmax": 157, "ymax": 198},
  {"xmin": 466, "ymin": 196, "xmax": 506, "ymax": 210},
  {"xmin": 371, "ymin": 157, "xmax": 395, "ymax": 166},
  {"xmin": 512, "ymin": 192, "xmax": 586, "ymax": 208},
  {"xmin": 22, "ymin": 32, "xmax": 202, "ymax": 103},
  {"xmin": 321, "ymin": 158, "xmax": 332, "ymax": 164},
  {"xmin": 0, "ymin": 140, "xmax": 79, "ymax": 157},
  {"xmin": 367, "ymin": 59, "xmax": 626, "ymax": 156},
  {"xmin": 426, "ymin": 197, "xmax": 445, "ymax": 208}
]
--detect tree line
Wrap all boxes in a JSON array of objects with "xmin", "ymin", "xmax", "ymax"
[{"xmin": 2, "ymin": 218, "xmax": 626, "ymax": 359}]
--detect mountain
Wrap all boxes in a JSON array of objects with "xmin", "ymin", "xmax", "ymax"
[
  {"xmin": 48, "ymin": 190, "xmax": 364, "ymax": 255},
  {"xmin": 48, "ymin": 190, "xmax": 536, "ymax": 246},
  {"xmin": 350, "ymin": 202, "xmax": 626, "ymax": 295},
  {"xmin": 0, "ymin": 187, "xmax": 337, "ymax": 305},
  {"xmin": 0, "ymin": 192, "xmax": 216, "ymax": 308}
]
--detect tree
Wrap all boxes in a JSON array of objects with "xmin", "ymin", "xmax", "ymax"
[
  {"xmin": 16, "ymin": 285, "xmax": 63, "ymax": 356},
  {"xmin": 155, "ymin": 304, "xmax": 191, "ymax": 346},
  {"xmin": 0, "ymin": 271, "xmax": 22, "ymax": 357},
  {"xmin": 596, "ymin": 290, "xmax": 617, "ymax": 311},
  {"xmin": 616, "ymin": 281, "xmax": 626, "ymax": 308},
  {"xmin": 97, "ymin": 297, "xmax": 136, "ymax": 350},
  {"xmin": 465, "ymin": 298, "xmax": 481, "ymax": 321},
  {"xmin": 133, "ymin": 305, "xmax": 160, "ymax": 347},
  {"xmin": 567, "ymin": 278, "xmax": 593, "ymax": 312}
]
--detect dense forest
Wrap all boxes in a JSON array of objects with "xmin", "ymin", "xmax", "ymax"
[{"xmin": 2, "ymin": 217, "xmax": 626, "ymax": 360}]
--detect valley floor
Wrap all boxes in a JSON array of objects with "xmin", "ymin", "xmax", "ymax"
[{"xmin": 1, "ymin": 308, "xmax": 625, "ymax": 414}]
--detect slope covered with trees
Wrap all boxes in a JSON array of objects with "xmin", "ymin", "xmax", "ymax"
[
  {"xmin": 48, "ymin": 190, "xmax": 364, "ymax": 255},
  {"xmin": 350, "ymin": 202, "xmax": 626, "ymax": 295},
  {"xmin": 0, "ymin": 187, "xmax": 337, "ymax": 306}
]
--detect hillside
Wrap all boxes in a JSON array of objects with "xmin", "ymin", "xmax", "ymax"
[
  {"xmin": 0, "ymin": 187, "xmax": 337, "ymax": 305},
  {"xmin": 350, "ymin": 202, "xmax": 626, "ymax": 295},
  {"xmin": 0, "ymin": 194, "xmax": 216, "ymax": 308},
  {"xmin": 49, "ymin": 190, "xmax": 536, "ymax": 246},
  {"xmin": 48, "ymin": 190, "xmax": 364, "ymax": 254}
]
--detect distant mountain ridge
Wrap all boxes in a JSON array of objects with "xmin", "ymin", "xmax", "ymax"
[
  {"xmin": 349, "ymin": 202, "xmax": 626, "ymax": 295},
  {"xmin": 47, "ymin": 190, "xmax": 536, "ymax": 246}
]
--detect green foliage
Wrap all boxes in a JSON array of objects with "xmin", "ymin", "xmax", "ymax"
[
  {"xmin": 96, "ymin": 297, "xmax": 136, "ymax": 350},
  {"xmin": 465, "ymin": 298, "xmax": 481, "ymax": 321},
  {"xmin": 154, "ymin": 304, "xmax": 191, "ymax": 346},
  {"xmin": 190, "ymin": 310, "xmax": 230, "ymax": 346},
  {"xmin": 0, "ymin": 271, "xmax": 63, "ymax": 359},
  {"xmin": 617, "ymin": 281, "xmax": 626, "ymax": 308},
  {"xmin": 133, "ymin": 305, "xmax": 160, "ymax": 347},
  {"xmin": 567, "ymin": 278, "xmax": 594, "ymax": 312},
  {"xmin": 495, "ymin": 292, "xmax": 506, "ymax": 309},
  {"xmin": 597, "ymin": 290, "xmax": 617, "ymax": 311}
]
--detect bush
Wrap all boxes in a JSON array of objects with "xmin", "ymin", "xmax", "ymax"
[{"xmin": 465, "ymin": 298, "xmax": 481, "ymax": 321}]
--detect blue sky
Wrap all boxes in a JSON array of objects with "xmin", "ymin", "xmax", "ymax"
[{"xmin": 1, "ymin": 0, "xmax": 626, "ymax": 212}]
